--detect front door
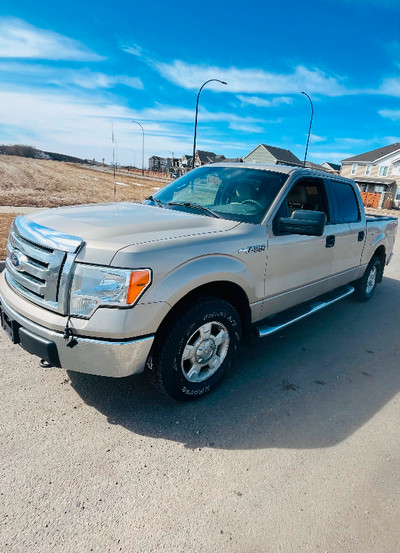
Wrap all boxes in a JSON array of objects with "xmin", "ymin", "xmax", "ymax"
[{"xmin": 262, "ymin": 177, "xmax": 334, "ymax": 318}]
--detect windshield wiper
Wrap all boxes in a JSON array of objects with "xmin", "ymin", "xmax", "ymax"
[
  {"xmin": 167, "ymin": 201, "xmax": 220, "ymax": 218},
  {"xmin": 146, "ymin": 195, "xmax": 164, "ymax": 208}
]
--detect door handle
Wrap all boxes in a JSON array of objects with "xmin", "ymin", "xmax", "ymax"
[
  {"xmin": 326, "ymin": 235, "xmax": 335, "ymax": 248},
  {"xmin": 358, "ymin": 231, "xmax": 365, "ymax": 242}
]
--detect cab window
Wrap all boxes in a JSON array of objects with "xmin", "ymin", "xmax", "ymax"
[
  {"xmin": 330, "ymin": 181, "xmax": 360, "ymax": 223},
  {"xmin": 273, "ymin": 178, "xmax": 329, "ymax": 234}
]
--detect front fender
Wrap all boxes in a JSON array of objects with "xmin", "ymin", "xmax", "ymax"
[{"xmin": 143, "ymin": 254, "xmax": 260, "ymax": 308}]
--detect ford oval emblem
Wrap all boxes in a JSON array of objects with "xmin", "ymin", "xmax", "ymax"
[{"xmin": 10, "ymin": 250, "xmax": 27, "ymax": 272}]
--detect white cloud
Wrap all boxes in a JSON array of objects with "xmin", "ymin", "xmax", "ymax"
[
  {"xmin": 125, "ymin": 43, "xmax": 400, "ymax": 98},
  {"xmin": 0, "ymin": 88, "xmax": 262, "ymax": 163},
  {"xmin": 376, "ymin": 77, "xmax": 400, "ymax": 96},
  {"xmin": 0, "ymin": 62, "xmax": 143, "ymax": 90},
  {"xmin": 0, "ymin": 18, "xmax": 104, "ymax": 61},
  {"xmin": 310, "ymin": 151, "xmax": 353, "ymax": 162},
  {"xmin": 379, "ymin": 109, "xmax": 400, "ymax": 121},
  {"xmin": 56, "ymin": 69, "xmax": 143, "ymax": 90},
  {"xmin": 384, "ymin": 135, "xmax": 400, "ymax": 143},
  {"xmin": 135, "ymin": 103, "xmax": 264, "ymax": 127},
  {"xmin": 228, "ymin": 122, "xmax": 265, "ymax": 133},
  {"xmin": 334, "ymin": 137, "xmax": 380, "ymax": 146},
  {"xmin": 236, "ymin": 95, "xmax": 293, "ymax": 107},
  {"xmin": 310, "ymin": 134, "xmax": 327, "ymax": 143},
  {"xmin": 151, "ymin": 60, "xmax": 348, "ymax": 96}
]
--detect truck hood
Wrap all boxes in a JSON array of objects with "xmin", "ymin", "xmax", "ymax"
[{"xmin": 25, "ymin": 202, "xmax": 239, "ymax": 265}]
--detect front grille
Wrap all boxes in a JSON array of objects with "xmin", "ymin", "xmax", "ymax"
[{"xmin": 5, "ymin": 216, "xmax": 83, "ymax": 314}]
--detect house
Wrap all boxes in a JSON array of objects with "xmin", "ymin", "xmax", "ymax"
[
  {"xmin": 181, "ymin": 154, "xmax": 193, "ymax": 167},
  {"xmin": 321, "ymin": 162, "xmax": 341, "ymax": 173},
  {"xmin": 194, "ymin": 150, "xmax": 226, "ymax": 167},
  {"xmin": 148, "ymin": 155, "xmax": 168, "ymax": 172},
  {"xmin": 166, "ymin": 156, "xmax": 182, "ymax": 177},
  {"xmin": 243, "ymin": 144, "xmax": 302, "ymax": 166},
  {"xmin": 341, "ymin": 143, "xmax": 400, "ymax": 208},
  {"xmin": 180, "ymin": 154, "xmax": 193, "ymax": 174},
  {"xmin": 304, "ymin": 161, "xmax": 326, "ymax": 171}
]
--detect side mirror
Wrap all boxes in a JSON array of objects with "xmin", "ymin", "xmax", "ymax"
[{"xmin": 278, "ymin": 210, "xmax": 326, "ymax": 236}]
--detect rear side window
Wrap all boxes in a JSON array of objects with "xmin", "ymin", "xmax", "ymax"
[{"xmin": 330, "ymin": 182, "xmax": 360, "ymax": 223}]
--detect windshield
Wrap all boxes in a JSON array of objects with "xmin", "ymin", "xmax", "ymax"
[{"xmin": 148, "ymin": 166, "xmax": 288, "ymax": 224}]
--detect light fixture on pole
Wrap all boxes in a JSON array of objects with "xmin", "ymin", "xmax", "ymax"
[
  {"xmin": 301, "ymin": 92, "xmax": 314, "ymax": 167},
  {"xmin": 132, "ymin": 120, "xmax": 145, "ymax": 175},
  {"xmin": 192, "ymin": 79, "xmax": 227, "ymax": 169}
]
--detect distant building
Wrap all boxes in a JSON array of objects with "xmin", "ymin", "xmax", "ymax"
[
  {"xmin": 341, "ymin": 143, "xmax": 400, "ymax": 207},
  {"xmin": 181, "ymin": 154, "xmax": 193, "ymax": 167},
  {"xmin": 148, "ymin": 155, "xmax": 168, "ymax": 173},
  {"xmin": 304, "ymin": 161, "xmax": 325, "ymax": 171},
  {"xmin": 321, "ymin": 162, "xmax": 341, "ymax": 173},
  {"xmin": 180, "ymin": 154, "xmax": 193, "ymax": 175},
  {"xmin": 194, "ymin": 150, "xmax": 226, "ymax": 167},
  {"xmin": 243, "ymin": 144, "xmax": 302, "ymax": 166},
  {"xmin": 166, "ymin": 156, "xmax": 182, "ymax": 177}
]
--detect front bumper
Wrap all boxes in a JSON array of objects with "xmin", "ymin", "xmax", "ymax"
[{"xmin": 0, "ymin": 293, "xmax": 154, "ymax": 378}]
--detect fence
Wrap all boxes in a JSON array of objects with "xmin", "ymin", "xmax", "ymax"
[
  {"xmin": 360, "ymin": 192, "xmax": 393, "ymax": 209},
  {"xmin": 127, "ymin": 168, "xmax": 171, "ymax": 179},
  {"xmin": 360, "ymin": 192, "xmax": 380, "ymax": 208}
]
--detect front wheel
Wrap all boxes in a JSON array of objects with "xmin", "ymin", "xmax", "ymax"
[
  {"xmin": 353, "ymin": 256, "xmax": 381, "ymax": 302},
  {"xmin": 148, "ymin": 296, "xmax": 241, "ymax": 400}
]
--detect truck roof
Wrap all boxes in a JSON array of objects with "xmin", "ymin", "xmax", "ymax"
[{"xmin": 205, "ymin": 162, "xmax": 356, "ymax": 185}]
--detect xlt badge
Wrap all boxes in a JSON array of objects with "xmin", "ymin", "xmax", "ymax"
[{"xmin": 238, "ymin": 245, "xmax": 266, "ymax": 254}]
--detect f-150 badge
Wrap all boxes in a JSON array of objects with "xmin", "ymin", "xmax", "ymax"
[{"xmin": 238, "ymin": 245, "xmax": 266, "ymax": 254}]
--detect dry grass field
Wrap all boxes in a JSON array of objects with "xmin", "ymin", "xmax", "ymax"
[
  {"xmin": 0, "ymin": 154, "xmax": 169, "ymax": 207},
  {"xmin": 0, "ymin": 213, "xmax": 15, "ymax": 260},
  {"xmin": 0, "ymin": 155, "xmax": 171, "ymax": 258}
]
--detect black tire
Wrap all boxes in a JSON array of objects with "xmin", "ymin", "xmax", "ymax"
[
  {"xmin": 353, "ymin": 257, "xmax": 381, "ymax": 302},
  {"xmin": 148, "ymin": 296, "xmax": 241, "ymax": 401}
]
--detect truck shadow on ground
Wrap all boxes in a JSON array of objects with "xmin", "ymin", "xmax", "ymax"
[{"xmin": 68, "ymin": 277, "xmax": 400, "ymax": 451}]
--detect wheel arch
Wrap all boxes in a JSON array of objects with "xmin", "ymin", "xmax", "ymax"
[
  {"xmin": 372, "ymin": 244, "xmax": 386, "ymax": 282},
  {"xmin": 154, "ymin": 280, "xmax": 251, "ymax": 343}
]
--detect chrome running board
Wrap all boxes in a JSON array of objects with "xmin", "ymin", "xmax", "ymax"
[{"xmin": 254, "ymin": 285, "xmax": 355, "ymax": 338}]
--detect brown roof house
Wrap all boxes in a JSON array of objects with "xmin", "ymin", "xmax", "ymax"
[
  {"xmin": 321, "ymin": 162, "xmax": 341, "ymax": 173},
  {"xmin": 243, "ymin": 144, "xmax": 302, "ymax": 166},
  {"xmin": 341, "ymin": 143, "xmax": 400, "ymax": 208},
  {"xmin": 194, "ymin": 150, "xmax": 226, "ymax": 168}
]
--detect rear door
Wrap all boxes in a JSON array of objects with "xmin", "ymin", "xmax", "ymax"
[{"xmin": 325, "ymin": 179, "xmax": 366, "ymax": 288}]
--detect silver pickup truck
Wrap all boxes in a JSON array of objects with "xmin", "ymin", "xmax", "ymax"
[{"xmin": 0, "ymin": 164, "xmax": 397, "ymax": 400}]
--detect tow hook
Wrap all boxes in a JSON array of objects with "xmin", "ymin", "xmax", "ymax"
[{"xmin": 40, "ymin": 359, "xmax": 53, "ymax": 368}]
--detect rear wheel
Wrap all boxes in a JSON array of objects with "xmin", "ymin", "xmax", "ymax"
[
  {"xmin": 353, "ymin": 257, "xmax": 381, "ymax": 302},
  {"xmin": 148, "ymin": 296, "xmax": 241, "ymax": 400}
]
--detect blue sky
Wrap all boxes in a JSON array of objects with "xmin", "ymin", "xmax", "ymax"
[{"xmin": 0, "ymin": 0, "xmax": 399, "ymax": 166}]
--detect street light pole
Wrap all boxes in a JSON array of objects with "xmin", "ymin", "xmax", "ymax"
[
  {"xmin": 301, "ymin": 92, "xmax": 314, "ymax": 168},
  {"xmin": 132, "ymin": 120, "xmax": 144, "ymax": 175},
  {"xmin": 192, "ymin": 79, "xmax": 227, "ymax": 169}
]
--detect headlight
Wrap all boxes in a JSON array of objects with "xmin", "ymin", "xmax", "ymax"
[{"xmin": 69, "ymin": 264, "xmax": 151, "ymax": 318}]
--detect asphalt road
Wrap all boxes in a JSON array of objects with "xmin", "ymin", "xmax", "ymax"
[{"xmin": 1, "ymin": 239, "xmax": 399, "ymax": 553}]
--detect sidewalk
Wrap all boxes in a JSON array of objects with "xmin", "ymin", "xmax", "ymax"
[{"xmin": 0, "ymin": 206, "xmax": 45, "ymax": 214}]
